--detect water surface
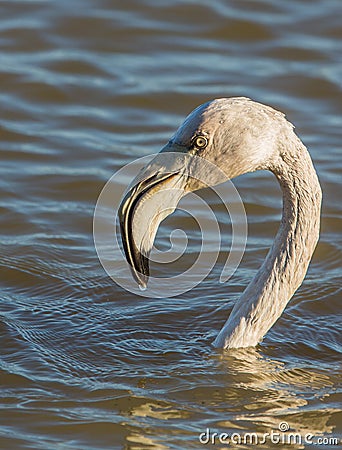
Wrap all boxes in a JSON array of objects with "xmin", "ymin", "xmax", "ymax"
[{"xmin": 1, "ymin": 0, "xmax": 341, "ymax": 448}]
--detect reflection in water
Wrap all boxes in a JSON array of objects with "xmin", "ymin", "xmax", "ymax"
[
  {"xmin": 126, "ymin": 434, "xmax": 169, "ymax": 450},
  {"xmin": 217, "ymin": 349, "xmax": 335, "ymax": 436},
  {"xmin": 0, "ymin": 0, "xmax": 341, "ymax": 448}
]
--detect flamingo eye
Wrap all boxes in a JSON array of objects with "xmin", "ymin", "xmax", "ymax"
[{"xmin": 193, "ymin": 135, "xmax": 208, "ymax": 149}]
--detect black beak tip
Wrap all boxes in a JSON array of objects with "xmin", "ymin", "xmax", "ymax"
[
  {"xmin": 137, "ymin": 277, "xmax": 148, "ymax": 291},
  {"xmin": 130, "ymin": 264, "xmax": 149, "ymax": 290},
  {"xmin": 132, "ymin": 253, "xmax": 150, "ymax": 290}
]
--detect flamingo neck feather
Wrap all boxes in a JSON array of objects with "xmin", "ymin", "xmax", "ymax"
[{"xmin": 213, "ymin": 137, "xmax": 322, "ymax": 349}]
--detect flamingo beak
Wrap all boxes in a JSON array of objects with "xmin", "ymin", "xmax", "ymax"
[{"xmin": 118, "ymin": 170, "xmax": 186, "ymax": 288}]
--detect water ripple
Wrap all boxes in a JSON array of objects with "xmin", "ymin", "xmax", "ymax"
[{"xmin": 0, "ymin": 0, "xmax": 341, "ymax": 448}]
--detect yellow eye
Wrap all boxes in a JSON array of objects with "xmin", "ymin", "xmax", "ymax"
[{"xmin": 193, "ymin": 135, "xmax": 208, "ymax": 149}]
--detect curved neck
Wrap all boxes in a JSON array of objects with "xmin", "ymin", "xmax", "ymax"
[{"xmin": 213, "ymin": 139, "xmax": 322, "ymax": 349}]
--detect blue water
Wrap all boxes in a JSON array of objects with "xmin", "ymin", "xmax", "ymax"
[{"xmin": 0, "ymin": 0, "xmax": 341, "ymax": 448}]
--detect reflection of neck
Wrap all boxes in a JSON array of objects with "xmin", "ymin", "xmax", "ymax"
[{"xmin": 213, "ymin": 139, "xmax": 322, "ymax": 349}]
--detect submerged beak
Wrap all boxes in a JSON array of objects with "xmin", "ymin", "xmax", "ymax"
[{"xmin": 118, "ymin": 168, "xmax": 186, "ymax": 288}]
